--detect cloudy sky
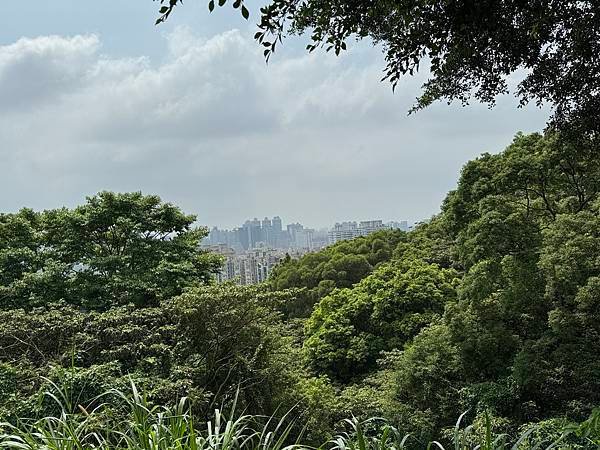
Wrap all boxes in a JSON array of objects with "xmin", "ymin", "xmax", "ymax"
[{"xmin": 1, "ymin": 1, "xmax": 549, "ymax": 229}]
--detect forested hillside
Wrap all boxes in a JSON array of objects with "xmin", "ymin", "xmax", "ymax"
[
  {"xmin": 296, "ymin": 131, "xmax": 600, "ymax": 443},
  {"xmin": 0, "ymin": 132, "xmax": 599, "ymax": 448}
]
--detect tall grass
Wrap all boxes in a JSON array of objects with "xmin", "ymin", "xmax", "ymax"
[
  {"xmin": 0, "ymin": 379, "xmax": 597, "ymax": 449},
  {"xmin": 0, "ymin": 378, "xmax": 302, "ymax": 450}
]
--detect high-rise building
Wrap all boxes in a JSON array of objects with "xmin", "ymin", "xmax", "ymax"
[
  {"xmin": 203, "ymin": 244, "xmax": 236, "ymax": 282},
  {"xmin": 328, "ymin": 221, "xmax": 359, "ymax": 244},
  {"xmin": 209, "ymin": 246, "xmax": 287, "ymax": 285},
  {"xmin": 205, "ymin": 215, "xmax": 411, "ymax": 253},
  {"xmin": 207, "ymin": 227, "xmax": 243, "ymax": 251},
  {"xmin": 287, "ymin": 223, "xmax": 303, "ymax": 247},
  {"xmin": 272, "ymin": 216, "xmax": 282, "ymax": 232},
  {"xmin": 358, "ymin": 220, "xmax": 385, "ymax": 236},
  {"xmin": 286, "ymin": 223, "xmax": 315, "ymax": 250},
  {"xmin": 387, "ymin": 220, "xmax": 409, "ymax": 232},
  {"xmin": 237, "ymin": 225, "xmax": 250, "ymax": 250},
  {"xmin": 204, "ymin": 215, "xmax": 412, "ymax": 285},
  {"xmin": 311, "ymin": 229, "xmax": 329, "ymax": 250},
  {"xmin": 327, "ymin": 219, "xmax": 404, "ymax": 244},
  {"xmin": 262, "ymin": 217, "xmax": 273, "ymax": 246},
  {"xmin": 271, "ymin": 216, "xmax": 284, "ymax": 247},
  {"xmin": 296, "ymin": 228, "xmax": 314, "ymax": 250},
  {"xmin": 207, "ymin": 216, "xmax": 294, "ymax": 251}
]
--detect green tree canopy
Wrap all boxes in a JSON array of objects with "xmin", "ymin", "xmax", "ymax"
[
  {"xmin": 0, "ymin": 284, "xmax": 302, "ymax": 420},
  {"xmin": 269, "ymin": 229, "xmax": 406, "ymax": 318},
  {"xmin": 304, "ymin": 257, "xmax": 459, "ymax": 382},
  {"xmin": 0, "ymin": 192, "xmax": 222, "ymax": 309},
  {"xmin": 380, "ymin": 131, "xmax": 600, "ymax": 439},
  {"xmin": 514, "ymin": 199, "xmax": 600, "ymax": 417}
]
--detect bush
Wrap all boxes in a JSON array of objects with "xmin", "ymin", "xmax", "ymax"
[{"xmin": 0, "ymin": 284, "xmax": 304, "ymax": 421}]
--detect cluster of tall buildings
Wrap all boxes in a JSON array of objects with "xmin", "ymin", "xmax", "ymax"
[
  {"xmin": 205, "ymin": 217, "xmax": 326, "ymax": 252},
  {"xmin": 205, "ymin": 245, "xmax": 291, "ymax": 285},
  {"xmin": 203, "ymin": 216, "xmax": 410, "ymax": 285}
]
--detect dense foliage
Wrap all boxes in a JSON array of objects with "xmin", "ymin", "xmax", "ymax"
[
  {"xmin": 0, "ymin": 284, "xmax": 304, "ymax": 421},
  {"xmin": 0, "ymin": 192, "xmax": 221, "ymax": 309},
  {"xmin": 300, "ymin": 131, "xmax": 600, "ymax": 443},
  {"xmin": 269, "ymin": 230, "xmax": 405, "ymax": 317},
  {"xmin": 304, "ymin": 258, "xmax": 458, "ymax": 382},
  {"xmin": 269, "ymin": 130, "xmax": 600, "ymax": 444}
]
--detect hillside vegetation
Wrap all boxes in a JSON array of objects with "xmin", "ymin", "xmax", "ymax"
[
  {"xmin": 269, "ymin": 229, "xmax": 406, "ymax": 317},
  {"xmin": 0, "ymin": 131, "xmax": 599, "ymax": 448}
]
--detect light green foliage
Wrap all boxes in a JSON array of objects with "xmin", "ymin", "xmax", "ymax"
[
  {"xmin": 0, "ymin": 192, "xmax": 222, "ymax": 309},
  {"xmin": 440, "ymin": 132, "xmax": 600, "ymax": 389},
  {"xmin": 269, "ymin": 230, "xmax": 406, "ymax": 318},
  {"xmin": 293, "ymin": 376, "xmax": 341, "ymax": 444},
  {"xmin": 383, "ymin": 324, "xmax": 464, "ymax": 443},
  {"xmin": 393, "ymin": 218, "xmax": 456, "ymax": 270},
  {"xmin": 304, "ymin": 259, "xmax": 459, "ymax": 382},
  {"xmin": 0, "ymin": 209, "xmax": 42, "ymax": 285},
  {"xmin": 266, "ymin": 131, "xmax": 600, "ymax": 438},
  {"xmin": 0, "ymin": 379, "xmax": 303, "ymax": 450},
  {"xmin": 342, "ymin": 131, "xmax": 600, "ymax": 441},
  {"xmin": 539, "ymin": 203, "xmax": 600, "ymax": 299},
  {"xmin": 326, "ymin": 417, "xmax": 410, "ymax": 450},
  {"xmin": 429, "ymin": 132, "xmax": 600, "ymax": 424},
  {"xmin": 514, "ymin": 416, "xmax": 592, "ymax": 449}
]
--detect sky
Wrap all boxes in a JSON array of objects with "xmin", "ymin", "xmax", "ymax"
[{"xmin": 0, "ymin": 1, "xmax": 550, "ymax": 229}]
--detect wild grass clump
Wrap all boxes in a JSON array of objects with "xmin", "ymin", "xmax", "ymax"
[
  {"xmin": 0, "ymin": 379, "xmax": 597, "ymax": 450},
  {"xmin": 0, "ymin": 378, "xmax": 301, "ymax": 450}
]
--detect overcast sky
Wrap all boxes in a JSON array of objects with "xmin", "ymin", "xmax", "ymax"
[{"xmin": 0, "ymin": 1, "xmax": 549, "ymax": 229}]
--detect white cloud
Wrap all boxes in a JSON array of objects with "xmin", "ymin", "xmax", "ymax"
[
  {"xmin": 0, "ymin": 27, "xmax": 548, "ymax": 228},
  {"xmin": 0, "ymin": 34, "xmax": 100, "ymax": 111}
]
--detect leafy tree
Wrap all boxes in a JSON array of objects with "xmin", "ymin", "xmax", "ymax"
[
  {"xmin": 429, "ymin": 131, "xmax": 599, "ymax": 425},
  {"xmin": 0, "ymin": 192, "xmax": 222, "ymax": 309},
  {"xmin": 270, "ymin": 229, "xmax": 406, "ymax": 318},
  {"xmin": 437, "ymin": 132, "xmax": 599, "ymax": 382},
  {"xmin": 386, "ymin": 324, "xmax": 465, "ymax": 444},
  {"xmin": 444, "ymin": 132, "xmax": 600, "ymax": 240},
  {"xmin": 340, "ymin": 131, "xmax": 600, "ymax": 442},
  {"xmin": 393, "ymin": 216, "xmax": 457, "ymax": 270},
  {"xmin": 4, "ymin": 133, "xmax": 600, "ymax": 442},
  {"xmin": 304, "ymin": 258, "xmax": 459, "ymax": 382},
  {"xmin": 0, "ymin": 209, "xmax": 42, "ymax": 286}
]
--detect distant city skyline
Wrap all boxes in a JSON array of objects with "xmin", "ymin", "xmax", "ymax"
[
  {"xmin": 204, "ymin": 215, "xmax": 410, "ymax": 253},
  {"xmin": 201, "ymin": 215, "xmax": 415, "ymax": 233},
  {"xmin": 204, "ymin": 216, "xmax": 410, "ymax": 285},
  {"xmin": 205, "ymin": 215, "xmax": 323, "ymax": 252}
]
